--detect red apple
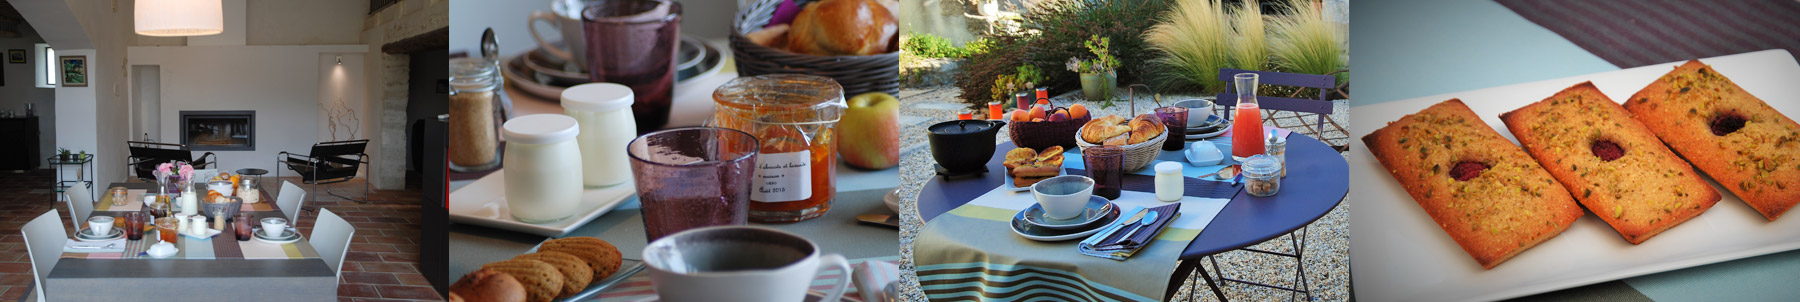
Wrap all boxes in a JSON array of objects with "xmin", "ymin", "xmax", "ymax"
[{"xmin": 838, "ymin": 92, "xmax": 901, "ymax": 170}]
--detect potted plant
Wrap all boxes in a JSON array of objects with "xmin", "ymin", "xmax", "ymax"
[
  {"xmin": 1067, "ymin": 35, "xmax": 1120, "ymax": 104},
  {"xmin": 57, "ymin": 148, "xmax": 70, "ymax": 161}
]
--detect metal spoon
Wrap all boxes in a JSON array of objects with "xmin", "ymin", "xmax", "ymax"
[{"xmin": 1115, "ymin": 211, "xmax": 1159, "ymax": 245}]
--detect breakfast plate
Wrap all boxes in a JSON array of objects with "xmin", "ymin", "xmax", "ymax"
[
  {"xmin": 1010, "ymin": 203, "xmax": 1119, "ymax": 241},
  {"xmin": 450, "ymin": 169, "xmax": 637, "ymax": 236},
  {"xmin": 1020, "ymin": 196, "xmax": 1114, "ymax": 230},
  {"xmin": 252, "ymin": 227, "xmax": 303, "ymax": 244},
  {"xmin": 74, "ymin": 227, "xmax": 124, "ymax": 242},
  {"xmin": 1184, "ymin": 123, "xmax": 1231, "ymax": 140},
  {"xmin": 1350, "ymin": 50, "xmax": 1800, "ymax": 302}
]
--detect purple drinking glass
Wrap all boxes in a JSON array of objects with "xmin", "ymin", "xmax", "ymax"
[
  {"xmin": 1155, "ymin": 106, "xmax": 1189, "ymax": 151},
  {"xmin": 235, "ymin": 213, "xmax": 255, "ymax": 241},
  {"xmin": 584, "ymin": 0, "xmax": 682, "ymax": 133},
  {"xmin": 1084, "ymin": 146, "xmax": 1125, "ymax": 200},
  {"xmin": 123, "ymin": 212, "xmax": 145, "ymax": 240},
  {"xmin": 627, "ymin": 127, "xmax": 759, "ymax": 241}
]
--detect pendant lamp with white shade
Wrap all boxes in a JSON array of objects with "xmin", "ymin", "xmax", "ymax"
[{"xmin": 135, "ymin": 0, "xmax": 224, "ymax": 37}]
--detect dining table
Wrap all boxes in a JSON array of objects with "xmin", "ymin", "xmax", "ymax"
[
  {"xmin": 915, "ymin": 133, "xmax": 1349, "ymax": 301},
  {"xmin": 47, "ymin": 182, "xmax": 337, "ymax": 301}
]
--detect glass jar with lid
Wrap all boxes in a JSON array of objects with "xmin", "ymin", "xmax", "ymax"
[
  {"xmin": 448, "ymin": 57, "xmax": 506, "ymax": 172},
  {"xmin": 501, "ymin": 114, "xmax": 584, "ymax": 223},
  {"xmin": 709, "ymin": 74, "xmax": 846, "ymax": 223},
  {"xmin": 562, "ymin": 83, "xmax": 637, "ymax": 188},
  {"xmin": 1243, "ymin": 154, "xmax": 1282, "ymax": 197}
]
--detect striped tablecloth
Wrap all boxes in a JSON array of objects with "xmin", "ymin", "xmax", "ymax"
[
  {"xmin": 1499, "ymin": 0, "xmax": 1800, "ymax": 68},
  {"xmin": 592, "ymin": 257, "xmax": 899, "ymax": 302}
]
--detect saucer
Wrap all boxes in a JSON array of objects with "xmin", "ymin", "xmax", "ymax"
[
  {"xmin": 252, "ymin": 227, "xmax": 302, "ymax": 244},
  {"xmin": 180, "ymin": 228, "xmax": 223, "ymax": 240},
  {"xmin": 1185, "ymin": 123, "xmax": 1232, "ymax": 140},
  {"xmin": 502, "ymin": 36, "xmax": 726, "ymax": 100},
  {"xmin": 1184, "ymin": 115, "xmax": 1227, "ymax": 133},
  {"xmin": 75, "ymin": 227, "xmax": 124, "ymax": 242},
  {"xmin": 1021, "ymin": 196, "xmax": 1113, "ymax": 230},
  {"xmin": 1010, "ymin": 203, "xmax": 1120, "ymax": 241}
]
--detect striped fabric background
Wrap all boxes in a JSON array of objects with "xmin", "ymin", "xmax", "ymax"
[{"xmin": 1498, "ymin": 0, "xmax": 1800, "ymax": 68}]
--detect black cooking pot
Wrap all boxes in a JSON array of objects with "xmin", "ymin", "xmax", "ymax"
[{"xmin": 927, "ymin": 120, "xmax": 1006, "ymax": 174}]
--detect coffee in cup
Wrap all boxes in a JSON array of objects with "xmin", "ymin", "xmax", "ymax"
[{"xmin": 643, "ymin": 226, "xmax": 852, "ymax": 302}]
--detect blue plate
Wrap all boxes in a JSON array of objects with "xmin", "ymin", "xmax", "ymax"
[
  {"xmin": 1021, "ymin": 196, "xmax": 1114, "ymax": 230},
  {"xmin": 1011, "ymin": 202, "xmax": 1120, "ymax": 241}
]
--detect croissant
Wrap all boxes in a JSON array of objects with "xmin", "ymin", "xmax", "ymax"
[
  {"xmin": 1080, "ymin": 115, "xmax": 1131, "ymax": 144},
  {"xmin": 1127, "ymin": 114, "xmax": 1165, "ymax": 144}
]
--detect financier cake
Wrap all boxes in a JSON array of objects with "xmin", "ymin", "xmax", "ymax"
[
  {"xmin": 1623, "ymin": 60, "xmax": 1800, "ymax": 221},
  {"xmin": 1501, "ymin": 82, "xmax": 1721, "ymax": 244},
  {"xmin": 1363, "ymin": 99, "xmax": 1584, "ymax": 269}
]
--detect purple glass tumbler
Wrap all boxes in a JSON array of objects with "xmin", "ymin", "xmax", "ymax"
[
  {"xmin": 1155, "ymin": 106, "xmax": 1189, "ymax": 151},
  {"xmin": 234, "ymin": 213, "xmax": 255, "ymax": 241},
  {"xmin": 1083, "ymin": 146, "xmax": 1125, "ymax": 200},
  {"xmin": 627, "ymin": 127, "xmax": 759, "ymax": 241},
  {"xmin": 583, "ymin": 0, "xmax": 682, "ymax": 133}
]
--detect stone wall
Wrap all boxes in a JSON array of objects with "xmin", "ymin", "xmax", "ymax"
[{"xmin": 362, "ymin": 0, "xmax": 448, "ymax": 190}]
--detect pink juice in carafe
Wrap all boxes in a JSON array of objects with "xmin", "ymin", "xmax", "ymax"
[{"xmin": 1232, "ymin": 103, "xmax": 1264, "ymax": 160}]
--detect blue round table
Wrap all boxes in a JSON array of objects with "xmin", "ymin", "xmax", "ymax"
[{"xmin": 916, "ymin": 134, "xmax": 1348, "ymax": 301}]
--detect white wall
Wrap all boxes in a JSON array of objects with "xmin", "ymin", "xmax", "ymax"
[
  {"xmin": 131, "ymin": 65, "xmax": 160, "ymax": 141},
  {"xmin": 128, "ymin": 45, "xmax": 370, "ymax": 173},
  {"xmin": 317, "ymin": 53, "xmax": 368, "ymax": 144},
  {"xmin": 52, "ymin": 49, "xmax": 96, "ymax": 182}
]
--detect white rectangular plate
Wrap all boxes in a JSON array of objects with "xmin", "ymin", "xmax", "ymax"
[
  {"xmin": 450, "ymin": 169, "xmax": 636, "ymax": 236},
  {"xmin": 1350, "ymin": 49, "xmax": 1800, "ymax": 302}
]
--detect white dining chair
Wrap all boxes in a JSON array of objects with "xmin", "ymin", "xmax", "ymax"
[
  {"xmin": 311, "ymin": 208, "xmax": 355, "ymax": 283},
  {"xmin": 64, "ymin": 188, "xmax": 95, "ymax": 232},
  {"xmin": 22, "ymin": 210, "xmax": 66, "ymax": 302},
  {"xmin": 276, "ymin": 180, "xmax": 307, "ymax": 223}
]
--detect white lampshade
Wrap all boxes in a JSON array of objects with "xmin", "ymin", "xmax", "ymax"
[{"xmin": 134, "ymin": 0, "xmax": 224, "ymax": 37}]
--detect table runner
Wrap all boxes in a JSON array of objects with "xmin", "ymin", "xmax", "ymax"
[
  {"xmin": 94, "ymin": 189, "xmax": 146, "ymax": 212},
  {"xmin": 96, "ymin": 191, "xmax": 279, "ymax": 213},
  {"xmin": 61, "ymin": 229, "xmax": 320, "ymax": 260},
  {"xmin": 914, "ymin": 146, "xmax": 1239, "ymax": 302},
  {"xmin": 1498, "ymin": 0, "xmax": 1800, "ymax": 68},
  {"xmin": 591, "ymin": 257, "xmax": 897, "ymax": 302}
]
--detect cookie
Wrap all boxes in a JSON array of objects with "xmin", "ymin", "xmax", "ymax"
[
  {"xmin": 514, "ymin": 252, "xmax": 594, "ymax": 298},
  {"xmin": 449, "ymin": 268, "xmax": 527, "ymax": 302},
  {"xmin": 1501, "ymin": 82, "xmax": 1721, "ymax": 244},
  {"xmin": 480, "ymin": 259, "xmax": 564, "ymax": 302},
  {"xmin": 539, "ymin": 237, "xmax": 625, "ymax": 279},
  {"xmin": 1623, "ymin": 60, "xmax": 1800, "ymax": 221},
  {"xmin": 1362, "ymin": 99, "xmax": 1584, "ymax": 269}
]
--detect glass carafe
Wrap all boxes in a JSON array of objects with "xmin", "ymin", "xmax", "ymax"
[{"xmin": 1231, "ymin": 73, "xmax": 1265, "ymax": 161}]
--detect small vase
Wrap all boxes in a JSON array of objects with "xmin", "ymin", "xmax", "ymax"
[{"xmin": 1080, "ymin": 71, "xmax": 1117, "ymax": 102}]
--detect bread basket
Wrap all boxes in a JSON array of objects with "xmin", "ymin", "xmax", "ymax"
[
  {"xmin": 1008, "ymin": 113, "xmax": 1091, "ymax": 151},
  {"xmin": 730, "ymin": 0, "xmax": 899, "ymax": 96},
  {"xmin": 1074, "ymin": 125, "xmax": 1169, "ymax": 172}
]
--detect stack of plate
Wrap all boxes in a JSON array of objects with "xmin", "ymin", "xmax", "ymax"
[
  {"xmin": 1184, "ymin": 115, "xmax": 1231, "ymax": 140},
  {"xmin": 502, "ymin": 36, "xmax": 726, "ymax": 100},
  {"xmin": 252, "ymin": 227, "xmax": 302, "ymax": 244},
  {"xmin": 1010, "ymin": 197, "xmax": 1120, "ymax": 241},
  {"xmin": 74, "ymin": 228, "xmax": 124, "ymax": 242}
]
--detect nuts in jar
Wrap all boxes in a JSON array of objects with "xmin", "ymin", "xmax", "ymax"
[{"xmin": 1243, "ymin": 154, "xmax": 1282, "ymax": 197}]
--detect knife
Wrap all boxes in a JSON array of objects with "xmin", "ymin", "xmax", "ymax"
[
  {"xmin": 1084, "ymin": 207, "xmax": 1146, "ymax": 246},
  {"xmin": 856, "ymin": 214, "xmax": 900, "ymax": 228}
]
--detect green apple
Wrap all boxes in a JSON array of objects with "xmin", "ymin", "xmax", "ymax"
[{"xmin": 839, "ymin": 92, "xmax": 901, "ymax": 170}]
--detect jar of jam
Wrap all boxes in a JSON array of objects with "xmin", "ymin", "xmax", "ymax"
[{"xmin": 710, "ymin": 74, "xmax": 846, "ymax": 223}]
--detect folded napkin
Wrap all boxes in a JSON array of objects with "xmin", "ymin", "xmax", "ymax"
[
  {"xmin": 65, "ymin": 238, "xmax": 127, "ymax": 253},
  {"xmin": 1079, "ymin": 203, "xmax": 1181, "ymax": 260},
  {"xmin": 852, "ymin": 259, "xmax": 899, "ymax": 302}
]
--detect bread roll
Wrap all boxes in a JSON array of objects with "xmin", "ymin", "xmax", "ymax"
[
  {"xmin": 786, "ymin": 0, "xmax": 897, "ymax": 56},
  {"xmin": 1128, "ymin": 114, "xmax": 1164, "ymax": 144}
]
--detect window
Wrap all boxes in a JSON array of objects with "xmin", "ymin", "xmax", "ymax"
[{"xmin": 35, "ymin": 43, "xmax": 54, "ymax": 88}]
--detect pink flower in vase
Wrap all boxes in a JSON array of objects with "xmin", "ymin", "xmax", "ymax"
[{"xmin": 178, "ymin": 163, "xmax": 194, "ymax": 183}]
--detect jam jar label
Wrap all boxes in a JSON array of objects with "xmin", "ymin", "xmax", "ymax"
[{"xmin": 752, "ymin": 151, "xmax": 812, "ymax": 202}]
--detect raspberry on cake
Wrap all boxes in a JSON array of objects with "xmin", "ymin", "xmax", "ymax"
[
  {"xmin": 1362, "ymin": 99, "xmax": 1584, "ymax": 269},
  {"xmin": 1623, "ymin": 60, "xmax": 1800, "ymax": 221},
  {"xmin": 1501, "ymin": 82, "xmax": 1721, "ymax": 244}
]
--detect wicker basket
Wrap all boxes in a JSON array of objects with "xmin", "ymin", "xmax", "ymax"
[
  {"xmin": 1074, "ymin": 126, "xmax": 1169, "ymax": 172},
  {"xmin": 1008, "ymin": 114, "xmax": 1091, "ymax": 151},
  {"xmin": 730, "ymin": 0, "xmax": 899, "ymax": 96}
]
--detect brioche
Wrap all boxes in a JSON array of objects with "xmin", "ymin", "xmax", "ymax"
[{"xmin": 785, "ymin": 0, "xmax": 897, "ymax": 56}]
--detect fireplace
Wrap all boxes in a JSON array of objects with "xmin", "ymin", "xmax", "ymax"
[{"xmin": 180, "ymin": 111, "xmax": 255, "ymax": 151}]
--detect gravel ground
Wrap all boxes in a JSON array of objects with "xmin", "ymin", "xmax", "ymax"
[{"xmin": 894, "ymin": 86, "xmax": 1352, "ymax": 302}]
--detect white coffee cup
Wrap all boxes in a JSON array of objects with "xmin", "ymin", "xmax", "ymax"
[
  {"xmin": 643, "ymin": 226, "xmax": 853, "ymax": 302},
  {"xmin": 87, "ymin": 216, "xmax": 114, "ymax": 236},
  {"xmin": 1031, "ymin": 175, "xmax": 1095, "ymax": 220},
  {"xmin": 261, "ymin": 217, "xmax": 288, "ymax": 237},
  {"xmin": 529, "ymin": 0, "xmax": 593, "ymax": 69},
  {"xmin": 1173, "ymin": 99, "xmax": 1215, "ymax": 127}
]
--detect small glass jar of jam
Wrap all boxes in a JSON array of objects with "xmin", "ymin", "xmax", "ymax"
[{"xmin": 710, "ymin": 74, "xmax": 846, "ymax": 223}]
